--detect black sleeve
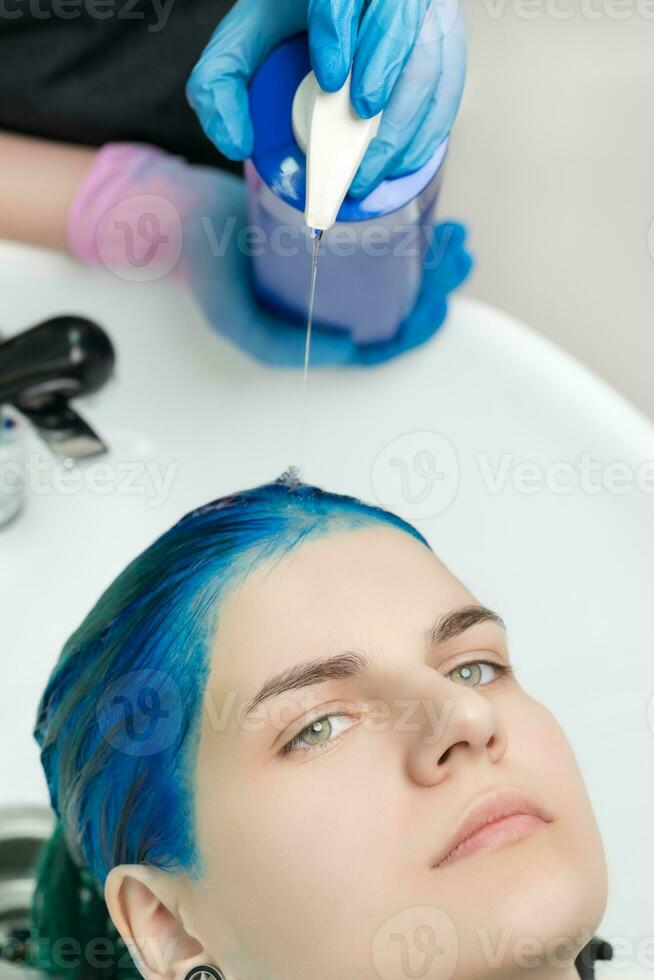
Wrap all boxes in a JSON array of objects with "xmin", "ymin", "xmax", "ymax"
[{"xmin": 0, "ymin": 0, "xmax": 242, "ymax": 171}]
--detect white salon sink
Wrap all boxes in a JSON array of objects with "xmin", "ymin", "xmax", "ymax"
[{"xmin": 1, "ymin": 240, "xmax": 652, "ymax": 959}]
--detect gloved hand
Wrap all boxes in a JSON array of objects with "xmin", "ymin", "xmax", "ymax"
[
  {"xmin": 186, "ymin": 0, "xmax": 467, "ymax": 198},
  {"xmin": 65, "ymin": 142, "xmax": 472, "ymax": 367}
]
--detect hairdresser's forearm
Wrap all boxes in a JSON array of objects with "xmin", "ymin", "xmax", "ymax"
[{"xmin": 0, "ymin": 132, "xmax": 95, "ymax": 250}]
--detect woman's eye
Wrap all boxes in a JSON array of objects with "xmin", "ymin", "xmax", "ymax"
[
  {"xmin": 280, "ymin": 713, "xmax": 355, "ymax": 757},
  {"xmin": 447, "ymin": 660, "xmax": 512, "ymax": 687}
]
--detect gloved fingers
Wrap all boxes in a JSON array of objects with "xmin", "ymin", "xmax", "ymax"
[
  {"xmin": 186, "ymin": 0, "xmax": 307, "ymax": 160},
  {"xmin": 308, "ymin": 0, "xmax": 366, "ymax": 93},
  {"xmin": 350, "ymin": 0, "xmax": 431, "ymax": 118},
  {"xmin": 191, "ymin": 74, "xmax": 255, "ymax": 162},
  {"xmin": 349, "ymin": 24, "xmax": 444, "ymax": 197},
  {"xmin": 349, "ymin": 1, "xmax": 465, "ymax": 197},
  {"xmin": 388, "ymin": 7, "xmax": 466, "ymax": 177}
]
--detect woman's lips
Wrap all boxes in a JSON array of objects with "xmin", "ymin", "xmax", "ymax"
[
  {"xmin": 433, "ymin": 788, "xmax": 553, "ymax": 869},
  {"xmin": 436, "ymin": 813, "xmax": 546, "ymax": 867}
]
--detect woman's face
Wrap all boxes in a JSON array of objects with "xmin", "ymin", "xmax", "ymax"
[{"xmin": 185, "ymin": 526, "xmax": 607, "ymax": 980}]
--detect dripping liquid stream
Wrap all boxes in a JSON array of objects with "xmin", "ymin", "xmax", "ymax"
[{"xmin": 298, "ymin": 227, "xmax": 322, "ymax": 473}]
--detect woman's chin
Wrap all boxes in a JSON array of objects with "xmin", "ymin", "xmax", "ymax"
[{"xmin": 425, "ymin": 820, "xmax": 604, "ymax": 967}]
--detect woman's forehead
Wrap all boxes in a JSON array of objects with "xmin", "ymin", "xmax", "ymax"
[{"xmin": 209, "ymin": 525, "xmax": 475, "ymax": 687}]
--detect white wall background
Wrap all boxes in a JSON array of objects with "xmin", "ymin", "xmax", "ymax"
[{"xmin": 441, "ymin": 0, "xmax": 654, "ymax": 419}]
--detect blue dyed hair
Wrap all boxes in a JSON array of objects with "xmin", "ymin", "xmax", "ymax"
[{"xmin": 31, "ymin": 480, "xmax": 428, "ymax": 972}]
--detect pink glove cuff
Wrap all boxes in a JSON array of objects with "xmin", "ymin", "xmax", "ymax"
[{"xmin": 66, "ymin": 142, "xmax": 190, "ymax": 280}]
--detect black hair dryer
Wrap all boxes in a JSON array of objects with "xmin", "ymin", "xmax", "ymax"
[{"xmin": 0, "ymin": 316, "xmax": 116, "ymax": 459}]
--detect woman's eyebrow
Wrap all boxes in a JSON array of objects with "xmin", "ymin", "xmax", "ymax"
[
  {"xmin": 427, "ymin": 605, "xmax": 506, "ymax": 645},
  {"xmin": 242, "ymin": 651, "xmax": 372, "ymax": 719},
  {"xmin": 242, "ymin": 606, "xmax": 505, "ymax": 720}
]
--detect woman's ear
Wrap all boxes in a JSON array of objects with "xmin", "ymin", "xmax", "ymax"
[{"xmin": 105, "ymin": 864, "xmax": 207, "ymax": 980}]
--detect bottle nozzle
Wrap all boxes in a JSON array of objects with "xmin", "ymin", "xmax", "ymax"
[{"xmin": 292, "ymin": 71, "xmax": 382, "ymax": 233}]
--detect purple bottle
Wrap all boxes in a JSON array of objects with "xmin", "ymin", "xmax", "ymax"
[{"xmin": 245, "ymin": 32, "xmax": 449, "ymax": 346}]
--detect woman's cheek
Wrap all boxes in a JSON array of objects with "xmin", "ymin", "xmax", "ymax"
[
  {"xmin": 503, "ymin": 693, "xmax": 596, "ymax": 822},
  {"xmin": 501, "ymin": 692, "xmax": 576, "ymax": 773}
]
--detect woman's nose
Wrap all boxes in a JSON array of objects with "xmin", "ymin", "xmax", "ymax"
[{"xmin": 405, "ymin": 670, "xmax": 508, "ymax": 787}]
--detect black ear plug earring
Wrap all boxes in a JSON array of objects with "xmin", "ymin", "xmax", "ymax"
[{"xmin": 184, "ymin": 967, "xmax": 226, "ymax": 980}]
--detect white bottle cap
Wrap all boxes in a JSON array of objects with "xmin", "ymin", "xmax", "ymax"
[{"xmin": 292, "ymin": 70, "xmax": 382, "ymax": 232}]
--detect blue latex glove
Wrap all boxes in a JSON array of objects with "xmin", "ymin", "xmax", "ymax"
[
  {"xmin": 186, "ymin": 0, "xmax": 467, "ymax": 198},
  {"xmin": 183, "ymin": 168, "xmax": 473, "ymax": 367}
]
